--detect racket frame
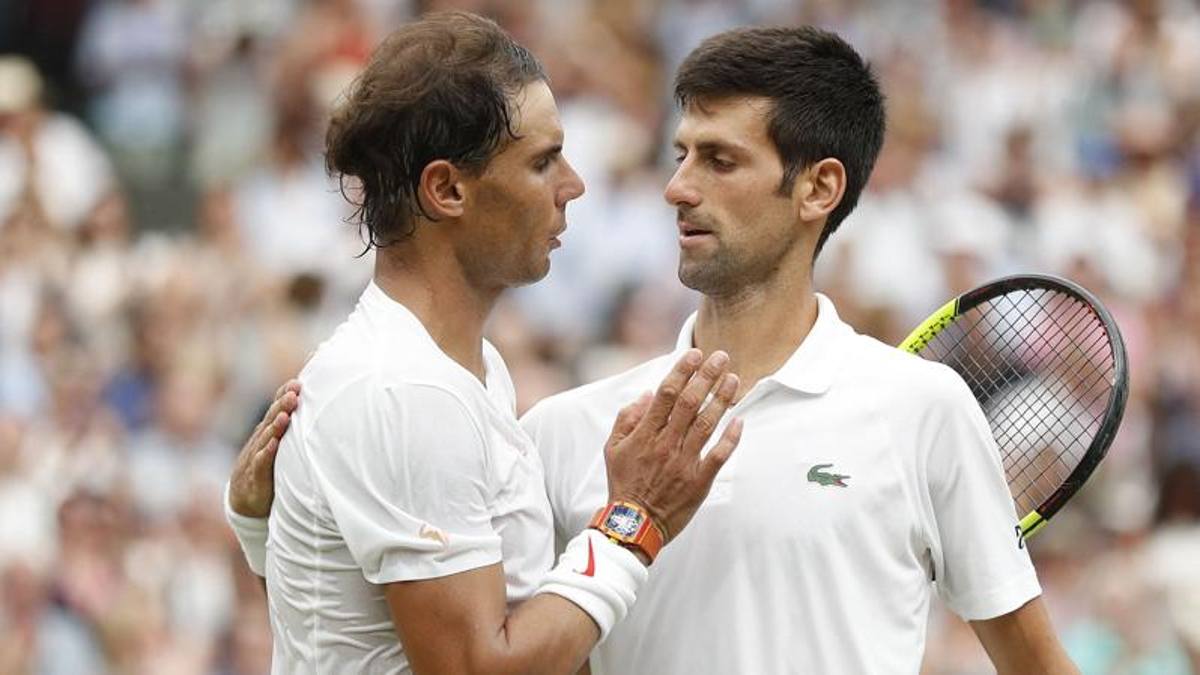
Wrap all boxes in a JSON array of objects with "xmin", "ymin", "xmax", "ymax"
[{"xmin": 898, "ymin": 274, "xmax": 1129, "ymax": 540}]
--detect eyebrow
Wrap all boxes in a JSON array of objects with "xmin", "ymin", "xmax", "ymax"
[
  {"xmin": 673, "ymin": 139, "xmax": 749, "ymax": 158},
  {"xmin": 533, "ymin": 143, "xmax": 563, "ymax": 161}
]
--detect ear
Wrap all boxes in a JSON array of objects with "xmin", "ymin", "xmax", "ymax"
[
  {"xmin": 416, "ymin": 160, "xmax": 465, "ymax": 220},
  {"xmin": 794, "ymin": 158, "xmax": 847, "ymax": 223}
]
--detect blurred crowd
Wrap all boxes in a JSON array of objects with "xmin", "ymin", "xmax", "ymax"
[{"xmin": 0, "ymin": 0, "xmax": 1198, "ymax": 673}]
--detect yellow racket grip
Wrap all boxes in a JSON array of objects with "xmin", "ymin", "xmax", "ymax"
[{"xmin": 1018, "ymin": 511, "xmax": 1047, "ymax": 540}]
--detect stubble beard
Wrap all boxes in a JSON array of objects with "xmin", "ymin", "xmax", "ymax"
[
  {"xmin": 678, "ymin": 235, "xmax": 798, "ymax": 299},
  {"xmin": 678, "ymin": 248, "xmax": 739, "ymax": 296}
]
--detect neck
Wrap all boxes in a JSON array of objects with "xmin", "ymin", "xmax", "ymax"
[
  {"xmin": 373, "ymin": 244, "xmax": 500, "ymax": 382},
  {"xmin": 692, "ymin": 269, "xmax": 818, "ymax": 399}
]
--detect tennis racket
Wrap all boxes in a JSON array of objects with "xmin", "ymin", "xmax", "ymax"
[{"xmin": 898, "ymin": 274, "xmax": 1128, "ymax": 543}]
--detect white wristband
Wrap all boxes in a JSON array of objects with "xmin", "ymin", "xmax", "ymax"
[
  {"xmin": 223, "ymin": 481, "xmax": 269, "ymax": 577},
  {"xmin": 536, "ymin": 529, "xmax": 648, "ymax": 642}
]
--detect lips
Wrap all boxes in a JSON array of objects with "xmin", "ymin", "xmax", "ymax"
[{"xmin": 677, "ymin": 219, "xmax": 716, "ymax": 248}]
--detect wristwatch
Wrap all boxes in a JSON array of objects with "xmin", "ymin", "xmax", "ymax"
[{"xmin": 588, "ymin": 501, "xmax": 665, "ymax": 564}]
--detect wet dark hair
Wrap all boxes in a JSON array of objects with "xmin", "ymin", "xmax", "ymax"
[
  {"xmin": 325, "ymin": 11, "xmax": 546, "ymax": 248},
  {"xmin": 674, "ymin": 25, "xmax": 886, "ymax": 257}
]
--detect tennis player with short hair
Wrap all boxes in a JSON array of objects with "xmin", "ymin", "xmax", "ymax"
[
  {"xmin": 521, "ymin": 26, "xmax": 1078, "ymax": 675},
  {"xmin": 224, "ymin": 12, "xmax": 744, "ymax": 674}
]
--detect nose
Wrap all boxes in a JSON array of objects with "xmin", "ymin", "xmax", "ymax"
[
  {"xmin": 664, "ymin": 163, "xmax": 700, "ymax": 208},
  {"xmin": 558, "ymin": 159, "xmax": 586, "ymax": 208}
]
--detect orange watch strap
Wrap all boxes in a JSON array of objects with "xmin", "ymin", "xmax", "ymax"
[{"xmin": 589, "ymin": 501, "xmax": 665, "ymax": 563}]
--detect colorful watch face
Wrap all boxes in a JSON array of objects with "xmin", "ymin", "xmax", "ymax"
[{"xmin": 605, "ymin": 504, "xmax": 644, "ymax": 537}]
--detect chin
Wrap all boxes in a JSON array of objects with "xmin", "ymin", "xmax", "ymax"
[
  {"xmin": 678, "ymin": 260, "xmax": 733, "ymax": 295},
  {"xmin": 515, "ymin": 258, "xmax": 552, "ymax": 286}
]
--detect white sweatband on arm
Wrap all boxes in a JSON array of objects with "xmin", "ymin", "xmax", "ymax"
[
  {"xmin": 223, "ymin": 481, "xmax": 269, "ymax": 577},
  {"xmin": 536, "ymin": 529, "xmax": 649, "ymax": 642}
]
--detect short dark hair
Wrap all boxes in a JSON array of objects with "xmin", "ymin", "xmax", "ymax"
[
  {"xmin": 674, "ymin": 26, "xmax": 886, "ymax": 257},
  {"xmin": 325, "ymin": 11, "xmax": 545, "ymax": 248}
]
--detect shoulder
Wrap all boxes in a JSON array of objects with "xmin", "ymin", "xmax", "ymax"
[
  {"xmin": 300, "ymin": 327, "xmax": 490, "ymax": 443},
  {"xmin": 837, "ymin": 330, "xmax": 976, "ymax": 416}
]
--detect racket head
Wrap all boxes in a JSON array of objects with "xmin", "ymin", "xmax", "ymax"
[{"xmin": 899, "ymin": 274, "xmax": 1129, "ymax": 540}]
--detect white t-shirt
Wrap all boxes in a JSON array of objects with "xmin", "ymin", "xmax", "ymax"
[
  {"xmin": 522, "ymin": 294, "xmax": 1040, "ymax": 675},
  {"xmin": 266, "ymin": 282, "xmax": 554, "ymax": 674}
]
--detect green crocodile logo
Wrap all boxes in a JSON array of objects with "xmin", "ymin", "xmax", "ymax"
[{"xmin": 807, "ymin": 463, "xmax": 850, "ymax": 487}]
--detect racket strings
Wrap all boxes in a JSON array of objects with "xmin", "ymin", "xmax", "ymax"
[{"xmin": 917, "ymin": 288, "xmax": 1116, "ymax": 515}]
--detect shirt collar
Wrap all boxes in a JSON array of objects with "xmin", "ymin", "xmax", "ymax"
[
  {"xmin": 673, "ymin": 293, "xmax": 849, "ymax": 395},
  {"xmin": 361, "ymin": 280, "xmax": 435, "ymax": 343},
  {"xmin": 359, "ymin": 281, "xmax": 502, "ymax": 389}
]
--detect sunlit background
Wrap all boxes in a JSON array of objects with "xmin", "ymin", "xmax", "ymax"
[{"xmin": 1, "ymin": 0, "xmax": 1198, "ymax": 673}]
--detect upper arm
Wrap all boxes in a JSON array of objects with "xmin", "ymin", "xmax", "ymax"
[
  {"xmin": 970, "ymin": 596, "xmax": 1078, "ymax": 675},
  {"xmin": 384, "ymin": 563, "xmax": 599, "ymax": 675},
  {"xmin": 921, "ymin": 371, "xmax": 1041, "ymax": 619},
  {"xmin": 384, "ymin": 562, "xmax": 510, "ymax": 674}
]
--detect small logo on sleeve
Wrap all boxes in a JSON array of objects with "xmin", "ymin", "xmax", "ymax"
[
  {"xmin": 807, "ymin": 463, "xmax": 850, "ymax": 487},
  {"xmin": 418, "ymin": 524, "xmax": 449, "ymax": 548}
]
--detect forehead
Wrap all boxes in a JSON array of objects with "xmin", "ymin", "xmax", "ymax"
[
  {"xmin": 509, "ymin": 80, "xmax": 562, "ymax": 148},
  {"xmin": 674, "ymin": 95, "xmax": 774, "ymax": 147}
]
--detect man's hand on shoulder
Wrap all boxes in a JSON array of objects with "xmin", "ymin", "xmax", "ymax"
[{"xmin": 229, "ymin": 379, "xmax": 300, "ymax": 518}]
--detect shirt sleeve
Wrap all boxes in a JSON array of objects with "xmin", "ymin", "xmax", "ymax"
[
  {"xmin": 308, "ymin": 377, "xmax": 502, "ymax": 585},
  {"xmin": 921, "ymin": 370, "xmax": 1042, "ymax": 621}
]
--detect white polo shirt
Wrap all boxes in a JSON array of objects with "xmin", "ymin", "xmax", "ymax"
[
  {"xmin": 522, "ymin": 293, "xmax": 1040, "ymax": 675},
  {"xmin": 265, "ymin": 282, "xmax": 553, "ymax": 674}
]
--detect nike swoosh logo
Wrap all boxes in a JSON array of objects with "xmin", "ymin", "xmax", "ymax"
[{"xmin": 575, "ymin": 537, "xmax": 596, "ymax": 577}]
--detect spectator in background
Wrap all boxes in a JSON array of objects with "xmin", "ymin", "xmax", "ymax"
[
  {"xmin": 75, "ymin": 0, "xmax": 187, "ymax": 200},
  {"xmin": 126, "ymin": 360, "xmax": 233, "ymax": 527},
  {"xmin": 0, "ymin": 55, "xmax": 113, "ymax": 233}
]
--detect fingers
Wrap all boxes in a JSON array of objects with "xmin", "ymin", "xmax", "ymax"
[
  {"xmin": 274, "ymin": 378, "xmax": 301, "ymax": 401},
  {"xmin": 698, "ymin": 417, "xmax": 743, "ymax": 483},
  {"xmin": 682, "ymin": 372, "xmax": 739, "ymax": 454},
  {"xmin": 607, "ymin": 392, "xmax": 652, "ymax": 450},
  {"xmin": 638, "ymin": 350, "xmax": 703, "ymax": 432},
  {"xmin": 242, "ymin": 387, "xmax": 299, "ymax": 464},
  {"xmin": 253, "ymin": 436, "xmax": 280, "ymax": 480},
  {"xmin": 663, "ymin": 351, "xmax": 730, "ymax": 440},
  {"xmin": 259, "ymin": 390, "xmax": 299, "ymax": 437}
]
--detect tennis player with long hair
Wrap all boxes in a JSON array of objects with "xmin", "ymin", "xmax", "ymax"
[{"xmin": 224, "ymin": 11, "xmax": 743, "ymax": 674}]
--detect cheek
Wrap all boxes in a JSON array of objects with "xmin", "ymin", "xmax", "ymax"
[{"xmin": 722, "ymin": 191, "xmax": 794, "ymax": 250}]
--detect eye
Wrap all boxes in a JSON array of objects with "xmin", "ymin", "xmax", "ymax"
[
  {"xmin": 673, "ymin": 152, "xmax": 686, "ymax": 165},
  {"xmin": 708, "ymin": 156, "xmax": 734, "ymax": 171},
  {"xmin": 534, "ymin": 149, "xmax": 561, "ymax": 173}
]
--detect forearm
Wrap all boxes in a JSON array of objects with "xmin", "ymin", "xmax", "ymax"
[
  {"xmin": 224, "ymin": 482, "xmax": 269, "ymax": 577},
  {"xmin": 472, "ymin": 593, "xmax": 599, "ymax": 675}
]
